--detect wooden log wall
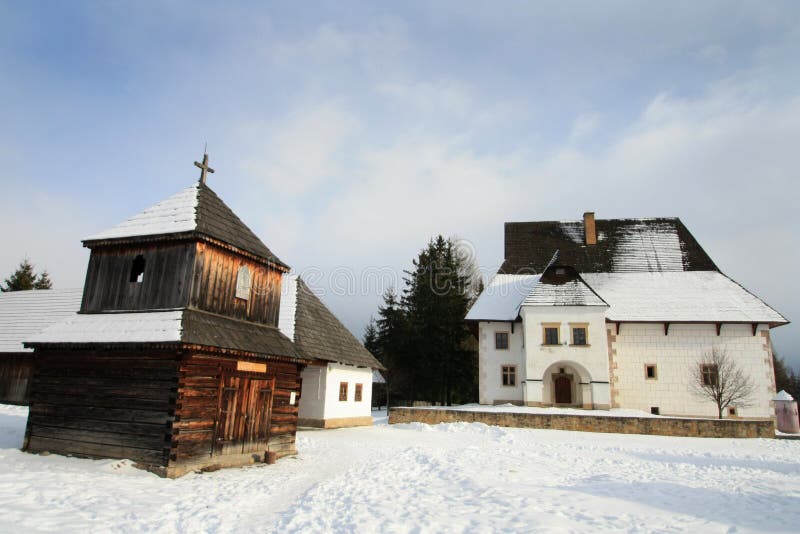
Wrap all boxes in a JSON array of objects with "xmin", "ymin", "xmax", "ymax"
[
  {"xmin": 81, "ymin": 242, "xmax": 195, "ymax": 313},
  {"xmin": 25, "ymin": 350, "xmax": 179, "ymax": 467},
  {"xmin": 189, "ymin": 242, "xmax": 283, "ymax": 326},
  {"xmin": 0, "ymin": 354, "xmax": 33, "ymax": 405},
  {"xmin": 170, "ymin": 352, "xmax": 302, "ymax": 472}
]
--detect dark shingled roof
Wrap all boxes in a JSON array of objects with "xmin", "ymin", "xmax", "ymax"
[
  {"xmin": 292, "ymin": 279, "xmax": 384, "ymax": 369},
  {"xmin": 182, "ymin": 309, "xmax": 300, "ymax": 360},
  {"xmin": 83, "ymin": 182, "xmax": 288, "ymax": 269},
  {"xmin": 501, "ymin": 218, "xmax": 718, "ymax": 274},
  {"xmin": 193, "ymin": 184, "xmax": 287, "ymax": 268}
]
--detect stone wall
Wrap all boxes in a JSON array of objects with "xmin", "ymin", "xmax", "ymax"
[{"xmin": 389, "ymin": 408, "xmax": 774, "ymax": 439}]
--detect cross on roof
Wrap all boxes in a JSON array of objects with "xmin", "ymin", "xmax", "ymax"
[{"xmin": 194, "ymin": 152, "xmax": 215, "ymax": 185}]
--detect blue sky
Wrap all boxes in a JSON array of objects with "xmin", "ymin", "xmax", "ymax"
[{"xmin": 1, "ymin": 1, "xmax": 799, "ymax": 366}]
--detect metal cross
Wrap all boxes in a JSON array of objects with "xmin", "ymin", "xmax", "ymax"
[{"xmin": 194, "ymin": 152, "xmax": 215, "ymax": 185}]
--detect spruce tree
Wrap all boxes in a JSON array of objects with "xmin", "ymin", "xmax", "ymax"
[
  {"xmin": 34, "ymin": 270, "xmax": 53, "ymax": 290},
  {"xmin": 402, "ymin": 236, "xmax": 478, "ymax": 406},
  {"xmin": 1, "ymin": 259, "xmax": 52, "ymax": 291},
  {"xmin": 375, "ymin": 290, "xmax": 409, "ymax": 408}
]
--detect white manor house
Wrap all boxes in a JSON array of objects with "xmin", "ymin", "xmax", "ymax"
[{"xmin": 466, "ymin": 213, "xmax": 788, "ymax": 418}]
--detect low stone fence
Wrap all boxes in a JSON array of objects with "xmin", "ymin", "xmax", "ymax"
[{"xmin": 388, "ymin": 408, "xmax": 775, "ymax": 439}]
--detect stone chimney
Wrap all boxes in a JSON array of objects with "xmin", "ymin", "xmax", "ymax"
[{"xmin": 583, "ymin": 212, "xmax": 596, "ymax": 245}]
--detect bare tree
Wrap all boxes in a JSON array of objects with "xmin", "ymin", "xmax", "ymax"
[{"xmin": 690, "ymin": 348, "xmax": 755, "ymax": 419}]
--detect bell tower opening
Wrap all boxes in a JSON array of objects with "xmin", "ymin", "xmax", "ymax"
[{"xmin": 130, "ymin": 255, "xmax": 145, "ymax": 283}]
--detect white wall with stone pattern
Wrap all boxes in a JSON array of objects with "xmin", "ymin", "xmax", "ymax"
[
  {"xmin": 478, "ymin": 321, "xmax": 525, "ymax": 404},
  {"xmin": 609, "ymin": 322, "xmax": 776, "ymax": 418}
]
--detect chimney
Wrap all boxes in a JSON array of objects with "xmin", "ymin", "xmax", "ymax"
[{"xmin": 583, "ymin": 212, "xmax": 596, "ymax": 245}]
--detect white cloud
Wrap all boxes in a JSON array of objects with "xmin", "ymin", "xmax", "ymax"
[
  {"xmin": 239, "ymin": 101, "xmax": 362, "ymax": 196},
  {"xmin": 569, "ymin": 113, "xmax": 601, "ymax": 142},
  {"xmin": 377, "ymin": 78, "xmax": 474, "ymax": 116}
]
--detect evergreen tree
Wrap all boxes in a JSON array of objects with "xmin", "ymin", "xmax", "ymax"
[
  {"xmin": 2, "ymin": 258, "xmax": 52, "ymax": 291},
  {"xmin": 375, "ymin": 289, "xmax": 410, "ymax": 408},
  {"xmin": 34, "ymin": 270, "xmax": 53, "ymax": 290},
  {"xmin": 402, "ymin": 235, "xmax": 478, "ymax": 406}
]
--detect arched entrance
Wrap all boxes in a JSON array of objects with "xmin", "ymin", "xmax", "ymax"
[
  {"xmin": 542, "ymin": 361, "xmax": 592, "ymax": 407},
  {"xmin": 554, "ymin": 374, "xmax": 572, "ymax": 404}
]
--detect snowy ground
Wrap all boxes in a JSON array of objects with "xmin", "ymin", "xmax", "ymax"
[{"xmin": 2, "ymin": 405, "xmax": 799, "ymax": 533}]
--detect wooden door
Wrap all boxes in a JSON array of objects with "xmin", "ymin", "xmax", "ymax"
[
  {"xmin": 555, "ymin": 376, "xmax": 572, "ymax": 404},
  {"xmin": 242, "ymin": 378, "xmax": 275, "ymax": 453},
  {"xmin": 213, "ymin": 374, "xmax": 275, "ymax": 456},
  {"xmin": 214, "ymin": 375, "xmax": 243, "ymax": 456}
]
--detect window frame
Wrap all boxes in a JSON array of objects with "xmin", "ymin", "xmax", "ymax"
[
  {"xmin": 569, "ymin": 323, "xmax": 589, "ymax": 346},
  {"xmin": 338, "ymin": 381, "xmax": 349, "ymax": 402},
  {"xmin": 701, "ymin": 364, "xmax": 718, "ymax": 386},
  {"xmin": 495, "ymin": 331, "xmax": 510, "ymax": 350},
  {"xmin": 644, "ymin": 364, "xmax": 658, "ymax": 380},
  {"xmin": 542, "ymin": 323, "xmax": 561, "ymax": 346},
  {"xmin": 501, "ymin": 365, "xmax": 517, "ymax": 387},
  {"xmin": 235, "ymin": 265, "xmax": 252, "ymax": 301},
  {"xmin": 354, "ymin": 383, "xmax": 363, "ymax": 402}
]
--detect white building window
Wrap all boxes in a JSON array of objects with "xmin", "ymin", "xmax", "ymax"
[
  {"xmin": 501, "ymin": 365, "xmax": 517, "ymax": 386},
  {"xmin": 236, "ymin": 265, "xmax": 251, "ymax": 300},
  {"xmin": 495, "ymin": 332, "xmax": 509, "ymax": 350}
]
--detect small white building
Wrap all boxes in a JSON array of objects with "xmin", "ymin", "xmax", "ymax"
[
  {"xmin": 467, "ymin": 213, "xmax": 788, "ymax": 418},
  {"xmin": 279, "ymin": 275, "xmax": 384, "ymax": 428}
]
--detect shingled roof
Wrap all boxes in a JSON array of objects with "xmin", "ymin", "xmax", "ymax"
[
  {"xmin": 501, "ymin": 218, "xmax": 718, "ymax": 274},
  {"xmin": 279, "ymin": 275, "xmax": 384, "ymax": 369},
  {"xmin": 83, "ymin": 182, "xmax": 288, "ymax": 269},
  {"xmin": 0, "ymin": 289, "xmax": 83, "ymax": 353},
  {"xmin": 26, "ymin": 308, "xmax": 302, "ymax": 360}
]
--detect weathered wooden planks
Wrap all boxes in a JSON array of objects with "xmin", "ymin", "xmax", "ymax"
[
  {"xmin": 0, "ymin": 354, "xmax": 33, "ymax": 404},
  {"xmin": 24, "ymin": 350, "xmax": 178, "ymax": 466},
  {"xmin": 190, "ymin": 242, "xmax": 283, "ymax": 326},
  {"xmin": 81, "ymin": 242, "xmax": 196, "ymax": 313},
  {"xmin": 169, "ymin": 352, "xmax": 302, "ymax": 470}
]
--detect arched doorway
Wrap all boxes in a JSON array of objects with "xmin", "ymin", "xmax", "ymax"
[
  {"xmin": 554, "ymin": 374, "xmax": 572, "ymax": 404},
  {"xmin": 542, "ymin": 361, "xmax": 592, "ymax": 407}
]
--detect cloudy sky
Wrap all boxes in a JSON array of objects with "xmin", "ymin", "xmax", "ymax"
[{"xmin": 1, "ymin": 1, "xmax": 798, "ymax": 366}]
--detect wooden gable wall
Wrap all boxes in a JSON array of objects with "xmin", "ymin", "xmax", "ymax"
[{"xmin": 189, "ymin": 241, "xmax": 283, "ymax": 326}]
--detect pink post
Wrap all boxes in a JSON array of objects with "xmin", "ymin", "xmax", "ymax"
[{"xmin": 774, "ymin": 391, "xmax": 800, "ymax": 434}]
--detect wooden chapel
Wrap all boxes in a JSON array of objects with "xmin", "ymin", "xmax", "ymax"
[{"xmin": 23, "ymin": 154, "xmax": 309, "ymax": 477}]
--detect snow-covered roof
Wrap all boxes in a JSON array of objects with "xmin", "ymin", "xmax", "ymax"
[
  {"xmin": 523, "ymin": 277, "xmax": 607, "ymax": 307},
  {"xmin": 83, "ymin": 182, "xmax": 288, "ymax": 268},
  {"xmin": 278, "ymin": 275, "xmax": 383, "ymax": 369},
  {"xmin": 278, "ymin": 274, "xmax": 298, "ymax": 342},
  {"xmin": 501, "ymin": 217, "xmax": 717, "ymax": 274},
  {"xmin": 372, "ymin": 370, "xmax": 386, "ymax": 384},
  {"xmin": 465, "ymin": 274, "xmax": 540, "ymax": 321},
  {"xmin": 27, "ymin": 310, "xmax": 183, "ymax": 344},
  {"xmin": 580, "ymin": 272, "xmax": 788, "ymax": 324},
  {"xmin": 0, "ymin": 289, "xmax": 83, "ymax": 352},
  {"xmin": 84, "ymin": 184, "xmax": 199, "ymax": 241}
]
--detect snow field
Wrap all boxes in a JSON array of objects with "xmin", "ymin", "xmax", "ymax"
[{"xmin": 1, "ymin": 404, "xmax": 799, "ymax": 533}]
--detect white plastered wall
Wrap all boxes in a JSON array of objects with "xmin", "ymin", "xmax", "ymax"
[
  {"xmin": 610, "ymin": 322, "xmax": 776, "ymax": 418},
  {"xmin": 520, "ymin": 306, "xmax": 611, "ymax": 408},
  {"xmin": 298, "ymin": 365, "xmax": 327, "ymax": 420},
  {"xmin": 321, "ymin": 363, "xmax": 373, "ymax": 420},
  {"xmin": 477, "ymin": 321, "xmax": 525, "ymax": 404}
]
